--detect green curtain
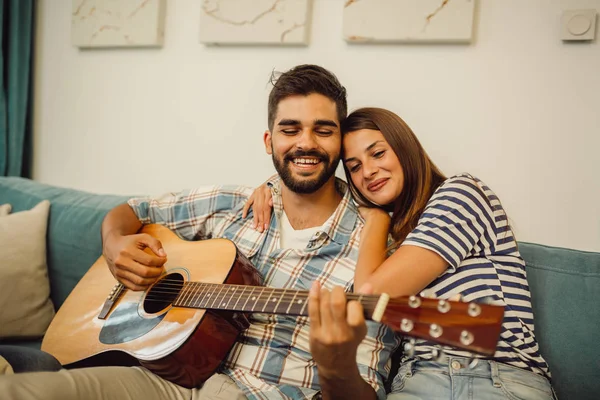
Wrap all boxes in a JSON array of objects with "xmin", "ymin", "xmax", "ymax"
[{"xmin": 0, "ymin": 0, "xmax": 35, "ymax": 177}]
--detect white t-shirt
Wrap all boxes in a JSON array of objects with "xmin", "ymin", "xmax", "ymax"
[{"xmin": 278, "ymin": 211, "xmax": 321, "ymax": 250}]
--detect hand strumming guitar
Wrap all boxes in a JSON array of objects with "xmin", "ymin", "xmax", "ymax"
[{"xmin": 101, "ymin": 203, "xmax": 167, "ymax": 291}]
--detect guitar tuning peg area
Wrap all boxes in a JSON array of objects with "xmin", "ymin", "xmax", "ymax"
[
  {"xmin": 429, "ymin": 324, "xmax": 443, "ymax": 338},
  {"xmin": 437, "ymin": 299, "xmax": 450, "ymax": 313},
  {"xmin": 460, "ymin": 330, "xmax": 474, "ymax": 346},
  {"xmin": 468, "ymin": 303, "xmax": 481, "ymax": 317},
  {"xmin": 401, "ymin": 318, "xmax": 414, "ymax": 333},
  {"xmin": 408, "ymin": 295, "xmax": 421, "ymax": 308}
]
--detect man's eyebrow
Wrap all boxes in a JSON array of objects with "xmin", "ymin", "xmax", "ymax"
[
  {"xmin": 343, "ymin": 141, "xmax": 384, "ymax": 163},
  {"xmin": 314, "ymin": 119, "xmax": 339, "ymax": 128},
  {"xmin": 277, "ymin": 119, "xmax": 301, "ymax": 126}
]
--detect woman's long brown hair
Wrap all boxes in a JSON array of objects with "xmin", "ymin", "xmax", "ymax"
[{"xmin": 341, "ymin": 108, "xmax": 446, "ymax": 249}]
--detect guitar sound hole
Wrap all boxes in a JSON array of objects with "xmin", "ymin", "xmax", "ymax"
[{"xmin": 143, "ymin": 273, "xmax": 184, "ymax": 314}]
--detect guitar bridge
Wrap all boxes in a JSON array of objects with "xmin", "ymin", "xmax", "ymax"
[{"xmin": 98, "ymin": 282, "xmax": 125, "ymax": 320}]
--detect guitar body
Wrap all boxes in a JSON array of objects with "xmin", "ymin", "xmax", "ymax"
[{"xmin": 41, "ymin": 225, "xmax": 261, "ymax": 388}]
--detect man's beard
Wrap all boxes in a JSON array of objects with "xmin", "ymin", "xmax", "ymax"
[{"xmin": 272, "ymin": 148, "xmax": 340, "ymax": 194}]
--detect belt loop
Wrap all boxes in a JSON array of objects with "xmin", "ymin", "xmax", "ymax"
[
  {"xmin": 405, "ymin": 358, "xmax": 416, "ymax": 378},
  {"xmin": 489, "ymin": 360, "xmax": 501, "ymax": 388}
]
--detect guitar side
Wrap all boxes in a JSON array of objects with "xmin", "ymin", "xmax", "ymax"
[{"xmin": 42, "ymin": 225, "xmax": 262, "ymax": 388}]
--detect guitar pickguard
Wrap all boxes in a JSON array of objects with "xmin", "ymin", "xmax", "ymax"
[
  {"xmin": 99, "ymin": 270, "xmax": 187, "ymax": 345},
  {"xmin": 99, "ymin": 302, "xmax": 165, "ymax": 344}
]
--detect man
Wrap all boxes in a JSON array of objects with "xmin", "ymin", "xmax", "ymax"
[{"xmin": 0, "ymin": 65, "xmax": 398, "ymax": 400}]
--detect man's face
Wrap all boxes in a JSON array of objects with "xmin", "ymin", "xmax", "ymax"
[{"xmin": 264, "ymin": 93, "xmax": 342, "ymax": 194}]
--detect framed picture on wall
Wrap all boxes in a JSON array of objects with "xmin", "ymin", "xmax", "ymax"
[
  {"xmin": 72, "ymin": 0, "xmax": 167, "ymax": 48},
  {"xmin": 199, "ymin": 0, "xmax": 313, "ymax": 46}
]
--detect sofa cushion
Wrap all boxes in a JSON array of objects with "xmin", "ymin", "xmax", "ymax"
[
  {"xmin": 0, "ymin": 177, "xmax": 130, "ymax": 310},
  {"xmin": 0, "ymin": 201, "xmax": 55, "ymax": 338},
  {"xmin": 519, "ymin": 242, "xmax": 600, "ymax": 400}
]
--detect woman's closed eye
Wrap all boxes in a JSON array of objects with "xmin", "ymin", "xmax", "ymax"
[
  {"xmin": 373, "ymin": 150, "xmax": 385, "ymax": 159},
  {"xmin": 347, "ymin": 163, "xmax": 361, "ymax": 173}
]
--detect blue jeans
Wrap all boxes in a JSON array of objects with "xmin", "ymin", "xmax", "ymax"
[
  {"xmin": 388, "ymin": 357, "xmax": 555, "ymax": 400},
  {"xmin": 0, "ymin": 346, "xmax": 62, "ymax": 373}
]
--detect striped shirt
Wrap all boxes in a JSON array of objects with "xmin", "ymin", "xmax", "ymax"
[
  {"xmin": 402, "ymin": 173, "xmax": 550, "ymax": 378},
  {"xmin": 128, "ymin": 176, "xmax": 399, "ymax": 400}
]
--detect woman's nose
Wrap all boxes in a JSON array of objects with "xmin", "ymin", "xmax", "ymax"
[{"xmin": 362, "ymin": 161, "xmax": 377, "ymax": 179}]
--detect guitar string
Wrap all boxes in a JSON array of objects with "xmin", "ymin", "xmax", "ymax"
[
  {"xmin": 115, "ymin": 278, "xmax": 389, "ymax": 300},
  {"xmin": 109, "ymin": 279, "xmax": 472, "ymax": 310},
  {"xmin": 126, "ymin": 281, "xmax": 438, "ymax": 307},
  {"xmin": 111, "ymin": 281, "xmax": 397, "ymax": 307}
]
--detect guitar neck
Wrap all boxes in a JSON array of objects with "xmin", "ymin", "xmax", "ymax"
[{"xmin": 172, "ymin": 282, "xmax": 380, "ymax": 319}]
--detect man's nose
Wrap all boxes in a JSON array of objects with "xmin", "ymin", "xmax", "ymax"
[{"xmin": 296, "ymin": 129, "xmax": 318, "ymax": 150}]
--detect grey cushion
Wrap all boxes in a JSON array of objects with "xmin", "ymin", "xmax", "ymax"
[
  {"xmin": 0, "ymin": 201, "xmax": 55, "ymax": 338},
  {"xmin": 0, "ymin": 177, "xmax": 130, "ymax": 309}
]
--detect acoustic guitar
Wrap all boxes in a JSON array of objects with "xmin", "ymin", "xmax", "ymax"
[{"xmin": 41, "ymin": 224, "xmax": 504, "ymax": 388}]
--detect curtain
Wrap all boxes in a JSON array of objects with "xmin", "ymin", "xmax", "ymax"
[{"xmin": 0, "ymin": 0, "xmax": 35, "ymax": 177}]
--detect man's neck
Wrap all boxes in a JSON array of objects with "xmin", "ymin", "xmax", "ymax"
[{"xmin": 281, "ymin": 178, "xmax": 342, "ymax": 230}]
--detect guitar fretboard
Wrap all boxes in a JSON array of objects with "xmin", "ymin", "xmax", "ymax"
[{"xmin": 172, "ymin": 282, "xmax": 379, "ymax": 318}]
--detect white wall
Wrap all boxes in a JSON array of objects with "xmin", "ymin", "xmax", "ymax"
[{"xmin": 32, "ymin": 0, "xmax": 600, "ymax": 252}]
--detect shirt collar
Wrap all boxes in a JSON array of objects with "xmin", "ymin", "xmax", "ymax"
[{"xmin": 266, "ymin": 176, "xmax": 361, "ymax": 247}]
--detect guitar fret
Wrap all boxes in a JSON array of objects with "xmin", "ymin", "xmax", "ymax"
[
  {"xmin": 248, "ymin": 287, "xmax": 266, "ymax": 312},
  {"xmin": 285, "ymin": 291, "xmax": 299, "ymax": 314},
  {"xmin": 210, "ymin": 284, "xmax": 226, "ymax": 310},
  {"xmin": 185, "ymin": 282, "xmax": 196, "ymax": 306},
  {"xmin": 232, "ymin": 286, "xmax": 247, "ymax": 311},
  {"xmin": 273, "ymin": 289, "xmax": 287, "ymax": 314},
  {"xmin": 298, "ymin": 293, "xmax": 309, "ymax": 316},
  {"xmin": 240, "ymin": 287, "xmax": 256, "ymax": 312},
  {"xmin": 261, "ymin": 289, "xmax": 275, "ymax": 312},
  {"xmin": 193, "ymin": 282, "xmax": 207, "ymax": 308},
  {"xmin": 179, "ymin": 282, "xmax": 195, "ymax": 307},
  {"xmin": 224, "ymin": 285, "xmax": 237, "ymax": 310},
  {"xmin": 202, "ymin": 285, "xmax": 217, "ymax": 309},
  {"xmin": 187, "ymin": 282, "xmax": 198, "ymax": 308}
]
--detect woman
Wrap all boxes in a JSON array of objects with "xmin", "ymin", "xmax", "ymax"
[{"xmin": 244, "ymin": 107, "xmax": 554, "ymax": 399}]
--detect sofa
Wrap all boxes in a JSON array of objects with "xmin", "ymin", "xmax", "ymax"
[{"xmin": 0, "ymin": 176, "xmax": 598, "ymax": 399}]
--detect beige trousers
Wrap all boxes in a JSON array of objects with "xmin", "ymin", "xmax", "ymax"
[{"xmin": 0, "ymin": 365, "xmax": 246, "ymax": 400}]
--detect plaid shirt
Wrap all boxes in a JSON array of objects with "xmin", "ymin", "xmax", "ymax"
[{"xmin": 128, "ymin": 176, "xmax": 399, "ymax": 400}]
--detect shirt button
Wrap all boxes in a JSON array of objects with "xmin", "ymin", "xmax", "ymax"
[{"xmin": 451, "ymin": 360, "xmax": 461, "ymax": 370}]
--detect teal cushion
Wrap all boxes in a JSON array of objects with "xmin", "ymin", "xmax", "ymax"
[
  {"xmin": 0, "ymin": 177, "xmax": 130, "ymax": 309},
  {"xmin": 519, "ymin": 241, "xmax": 600, "ymax": 400}
]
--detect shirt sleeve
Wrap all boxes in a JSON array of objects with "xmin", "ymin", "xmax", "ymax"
[
  {"xmin": 127, "ymin": 185, "xmax": 252, "ymax": 241},
  {"xmin": 356, "ymin": 321, "xmax": 400, "ymax": 400},
  {"xmin": 402, "ymin": 174, "xmax": 498, "ymax": 272}
]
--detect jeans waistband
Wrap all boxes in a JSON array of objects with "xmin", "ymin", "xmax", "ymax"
[{"xmin": 405, "ymin": 356, "xmax": 551, "ymax": 389}]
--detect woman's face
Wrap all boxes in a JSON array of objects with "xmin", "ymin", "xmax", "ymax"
[{"xmin": 343, "ymin": 129, "xmax": 404, "ymax": 206}]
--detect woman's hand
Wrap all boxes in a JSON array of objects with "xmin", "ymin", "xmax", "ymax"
[
  {"xmin": 242, "ymin": 182, "xmax": 273, "ymax": 232},
  {"xmin": 358, "ymin": 206, "xmax": 390, "ymax": 223}
]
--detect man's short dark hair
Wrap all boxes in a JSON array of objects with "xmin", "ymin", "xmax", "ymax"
[{"xmin": 267, "ymin": 64, "xmax": 347, "ymax": 131}]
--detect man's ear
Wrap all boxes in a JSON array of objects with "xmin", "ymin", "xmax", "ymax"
[{"xmin": 264, "ymin": 130, "xmax": 273, "ymax": 155}]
